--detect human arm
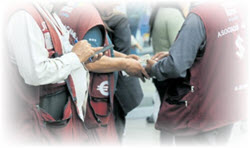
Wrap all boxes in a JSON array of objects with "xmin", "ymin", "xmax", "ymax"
[
  {"xmin": 113, "ymin": 50, "xmax": 140, "ymax": 60},
  {"xmin": 82, "ymin": 26, "xmax": 148, "ymax": 80},
  {"xmin": 146, "ymin": 13, "xmax": 206, "ymax": 81},
  {"xmin": 7, "ymin": 11, "xmax": 100, "ymax": 86}
]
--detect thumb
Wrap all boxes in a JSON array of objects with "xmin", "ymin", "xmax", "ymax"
[{"xmin": 147, "ymin": 59, "xmax": 154, "ymax": 64}]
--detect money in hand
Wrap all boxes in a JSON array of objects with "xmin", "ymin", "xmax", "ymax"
[{"xmin": 139, "ymin": 54, "xmax": 151, "ymax": 67}]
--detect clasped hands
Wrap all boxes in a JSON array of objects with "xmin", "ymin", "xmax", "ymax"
[{"xmin": 123, "ymin": 51, "xmax": 169, "ymax": 82}]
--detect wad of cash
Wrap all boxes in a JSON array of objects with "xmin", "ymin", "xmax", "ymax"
[{"xmin": 139, "ymin": 54, "xmax": 151, "ymax": 67}]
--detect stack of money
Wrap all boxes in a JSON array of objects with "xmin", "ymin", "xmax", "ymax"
[{"xmin": 139, "ymin": 54, "xmax": 151, "ymax": 67}]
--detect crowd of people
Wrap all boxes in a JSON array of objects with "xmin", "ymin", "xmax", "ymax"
[{"xmin": 4, "ymin": 0, "xmax": 248, "ymax": 146}]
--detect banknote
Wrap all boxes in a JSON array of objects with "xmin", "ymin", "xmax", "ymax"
[{"xmin": 139, "ymin": 54, "xmax": 151, "ymax": 67}]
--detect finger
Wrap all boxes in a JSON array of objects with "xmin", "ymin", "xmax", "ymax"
[
  {"xmin": 130, "ymin": 55, "xmax": 140, "ymax": 60},
  {"xmin": 152, "ymin": 53, "xmax": 160, "ymax": 60},
  {"xmin": 158, "ymin": 52, "xmax": 169, "ymax": 60},
  {"xmin": 81, "ymin": 40, "xmax": 88, "ymax": 43},
  {"xmin": 104, "ymin": 51, "xmax": 109, "ymax": 56},
  {"xmin": 92, "ymin": 47, "xmax": 103, "ymax": 52},
  {"xmin": 158, "ymin": 54, "xmax": 166, "ymax": 60},
  {"xmin": 138, "ymin": 73, "xmax": 145, "ymax": 82},
  {"xmin": 91, "ymin": 54, "xmax": 99, "ymax": 62},
  {"xmin": 146, "ymin": 59, "xmax": 153, "ymax": 64},
  {"xmin": 97, "ymin": 53, "xmax": 103, "ymax": 60},
  {"xmin": 140, "ymin": 76, "xmax": 145, "ymax": 82},
  {"xmin": 141, "ymin": 68, "xmax": 150, "ymax": 79},
  {"xmin": 98, "ymin": 52, "xmax": 103, "ymax": 57}
]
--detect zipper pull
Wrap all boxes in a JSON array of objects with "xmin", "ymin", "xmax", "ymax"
[{"xmin": 191, "ymin": 86, "xmax": 195, "ymax": 93}]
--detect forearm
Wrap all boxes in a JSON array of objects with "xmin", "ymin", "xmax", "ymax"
[
  {"xmin": 151, "ymin": 13, "xmax": 206, "ymax": 81},
  {"xmin": 85, "ymin": 56, "xmax": 126, "ymax": 73},
  {"xmin": 114, "ymin": 50, "xmax": 127, "ymax": 58}
]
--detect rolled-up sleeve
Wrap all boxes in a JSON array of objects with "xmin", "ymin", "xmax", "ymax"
[
  {"xmin": 7, "ymin": 11, "xmax": 82, "ymax": 86},
  {"xmin": 151, "ymin": 13, "xmax": 206, "ymax": 81}
]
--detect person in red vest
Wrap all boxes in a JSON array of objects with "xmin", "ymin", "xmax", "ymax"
[
  {"xmin": 57, "ymin": 2, "xmax": 149, "ymax": 144},
  {"xmin": 6, "ymin": 1, "xmax": 104, "ymax": 144},
  {"xmin": 145, "ymin": 1, "xmax": 248, "ymax": 145}
]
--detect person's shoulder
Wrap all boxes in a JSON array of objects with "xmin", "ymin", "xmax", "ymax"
[
  {"xmin": 109, "ymin": 12, "xmax": 128, "ymax": 23},
  {"xmin": 10, "ymin": 10, "xmax": 32, "ymax": 20},
  {"xmin": 8, "ymin": 10, "xmax": 35, "ymax": 26}
]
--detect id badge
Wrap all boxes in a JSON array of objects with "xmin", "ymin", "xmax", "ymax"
[{"xmin": 44, "ymin": 32, "xmax": 53, "ymax": 50}]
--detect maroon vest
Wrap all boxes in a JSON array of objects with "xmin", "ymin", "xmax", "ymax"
[
  {"xmin": 59, "ymin": 3, "xmax": 115, "ymax": 129},
  {"xmin": 8, "ymin": 4, "xmax": 88, "ymax": 143},
  {"xmin": 155, "ymin": 2, "xmax": 248, "ymax": 136}
]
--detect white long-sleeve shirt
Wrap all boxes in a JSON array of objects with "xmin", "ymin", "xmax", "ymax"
[{"xmin": 7, "ymin": 6, "xmax": 89, "ymax": 120}]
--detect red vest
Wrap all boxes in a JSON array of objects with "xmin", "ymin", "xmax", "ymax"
[
  {"xmin": 9, "ymin": 3, "xmax": 90, "ymax": 143},
  {"xmin": 155, "ymin": 2, "xmax": 248, "ymax": 136},
  {"xmin": 59, "ymin": 3, "xmax": 118, "ymax": 143}
]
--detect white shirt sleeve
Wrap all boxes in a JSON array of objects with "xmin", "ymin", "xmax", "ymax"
[{"xmin": 7, "ymin": 11, "xmax": 82, "ymax": 86}]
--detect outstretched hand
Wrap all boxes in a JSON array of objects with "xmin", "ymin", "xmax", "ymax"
[
  {"xmin": 152, "ymin": 51, "xmax": 169, "ymax": 61},
  {"xmin": 123, "ymin": 58, "xmax": 150, "ymax": 82},
  {"xmin": 145, "ymin": 59, "xmax": 157, "ymax": 77}
]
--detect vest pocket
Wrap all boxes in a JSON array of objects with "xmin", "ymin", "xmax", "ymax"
[
  {"xmin": 38, "ymin": 90, "xmax": 72, "ymax": 128},
  {"xmin": 84, "ymin": 96, "xmax": 112, "ymax": 129},
  {"xmin": 39, "ymin": 90, "xmax": 68, "ymax": 120}
]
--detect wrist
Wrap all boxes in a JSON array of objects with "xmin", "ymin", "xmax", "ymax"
[
  {"xmin": 72, "ymin": 51, "xmax": 81, "ymax": 61},
  {"xmin": 121, "ymin": 58, "xmax": 129, "ymax": 70}
]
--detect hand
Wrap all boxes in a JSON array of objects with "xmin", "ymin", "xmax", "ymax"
[
  {"xmin": 126, "ymin": 54, "xmax": 140, "ymax": 61},
  {"xmin": 72, "ymin": 40, "xmax": 103, "ymax": 63},
  {"xmin": 145, "ymin": 59, "xmax": 157, "ymax": 77},
  {"xmin": 152, "ymin": 51, "xmax": 169, "ymax": 61},
  {"xmin": 131, "ymin": 43, "xmax": 143, "ymax": 51},
  {"xmin": 123, "ymin": 59, "xmax": 150, "ymax": 82},
  {"xmin": 85, "ymin": 52, "xmax": 103, "ymax": 64}
]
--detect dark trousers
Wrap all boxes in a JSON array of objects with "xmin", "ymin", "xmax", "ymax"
[
  {"xmin": 160, "ymin": 124, "xmax": 234, "ymax": 146},
  {"xmin": 113, "ymin": 96, "xmax": 126, "ymax": 142}
]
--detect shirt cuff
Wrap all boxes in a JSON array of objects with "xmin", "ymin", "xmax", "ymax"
[
  {"xmin": 61, "ymin": 52, "xmax": 82, "ymax": 69},
  {"xmin": 151, "ymin": 63, "xmax": 167, "ymax": 81}
]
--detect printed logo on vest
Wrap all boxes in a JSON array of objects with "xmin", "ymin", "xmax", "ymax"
[
  {"xmin": 41, "ymin": 21, "xmax": 47, "ymax": 32},
  {"xmin": 97, "ymin": 81, "xmax": 109, "ymax": 96},
  {"xmin": 235, "ymin": 35, "xmax": 245, "ymax": 59},
  {"xmin": 44, "ymin": 32, "xmax": 53, "ymax": 50}
]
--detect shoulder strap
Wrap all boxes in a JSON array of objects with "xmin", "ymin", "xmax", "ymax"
[{"xmin": 23, "ymin": 4, "xmax": 63, "ymax": 56}]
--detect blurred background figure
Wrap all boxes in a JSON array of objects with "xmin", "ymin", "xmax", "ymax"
[
  {"xmin": 126, "ymin": 0, "xmax": 151, "ymax": 55},
  {"xmin": 146, "ymin": 1, "xmax": 193, "ymax": 124},
  {"xmin": 94, "ymin": 1, "xmax": 145, "ymax": 142},
  {"xmin": 145, "ymin": 1, "xmax": 189, "ymax": 145}
]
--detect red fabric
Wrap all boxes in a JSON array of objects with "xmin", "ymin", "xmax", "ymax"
[
  {"xmin": 59, "ymin": 4, "xmax": 105, "ymax": 42},
  {"xmin": 9, "ymin": 3, "xmax": 90, "ymax": 144},
  {"xmin": 155, "ymin": 2, "xmax": 248, "ymax": 136},
  {"xmin": 24, "ymin": 4, "xmax": 62, "ymax": 56},
  {"xmin": 59, "ymin": 3, "xmax": 118, "ymax": 143}
]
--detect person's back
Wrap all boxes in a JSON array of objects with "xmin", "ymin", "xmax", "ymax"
[
  {"xmin": 146, "ymin": 1, "xmax": 248, "ymax": 145},
  {"xmin": 152, "ymin": 7, "xmax": 184, "ymax": 53}
]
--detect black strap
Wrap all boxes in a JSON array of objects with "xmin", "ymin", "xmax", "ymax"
[{"xmin": 44, "ymin": 117, "xmax": 71, "ymax": 128}]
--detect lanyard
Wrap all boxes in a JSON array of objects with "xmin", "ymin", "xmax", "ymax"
[{"xmin": 34, "ymin": 2, "xmax": 63, "ymax": 36}]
